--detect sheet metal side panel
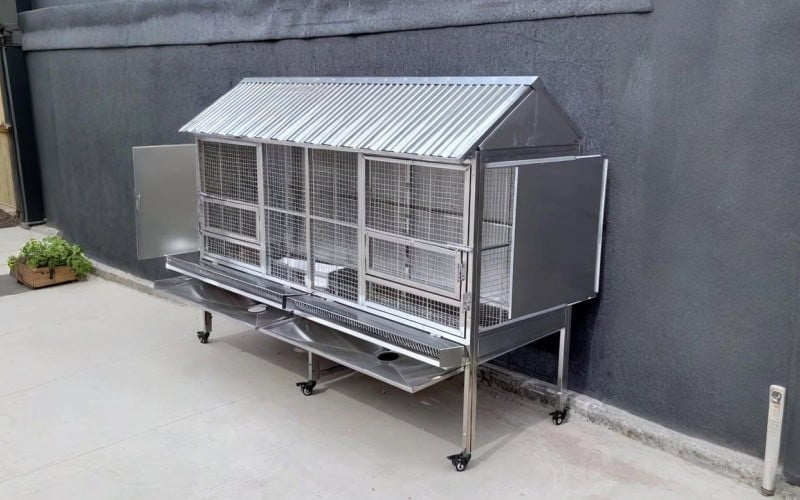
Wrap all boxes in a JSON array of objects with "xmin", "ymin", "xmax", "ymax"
[
  {"xmin": 477, "ymin": 306, "xmax": 566, "ymax": 363},
  {"xmin": 180, "ymin": 79, "xmax": 530, "ymax": 160},
  {"xmin": 510, "ymin": 156, "xmax": 605, "ymax": 316}
]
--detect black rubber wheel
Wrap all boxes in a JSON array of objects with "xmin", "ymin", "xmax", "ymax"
[
  {"xmin": 550, "ymin": 409, "xmax": 567, "ymax": 425},
  {"xmin": 447, "ymin": 452, "xmax": 471, "ymax": 472},
  {"xmin": 197, "ymin": 331, "xmax": 210, "ymax": 344},
  {"xmin": 302, "ymin": 385, "xmax": 313, "ymax": 396}
]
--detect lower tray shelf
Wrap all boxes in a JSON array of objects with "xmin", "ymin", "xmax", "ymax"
[
  {"xmin": 155, "ymin": 276, "xmax": 461, "ymax": 393},
  {"xmin": 258, "ymin": 317, "xmax": 462, "ymax": 393}
]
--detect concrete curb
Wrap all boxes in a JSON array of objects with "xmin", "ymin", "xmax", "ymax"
[
  {"xmin": 88, "ymin": 258, "xmax": 798, "ymax": 497},
  {"xmin": 90, "ymin": 260, "xmax": 156, "ymax": 297}
]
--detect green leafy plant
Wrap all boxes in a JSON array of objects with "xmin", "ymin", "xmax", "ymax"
[{"xmin": 7, "ymin": 235, "xmax": 92, "ymax": 279}]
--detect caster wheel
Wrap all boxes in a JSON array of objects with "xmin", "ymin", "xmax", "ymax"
[
  {"xmin": 447, "ymin": 452, "xmax": 471, "ymax": 472},
  {"xmin": 196, "ymin": 331, "xmax": 210, "ymax": 344},
  {"xmin": 550, "ymin": 410, "xmax": 567, "ymax": 426},
  {"xmin": 296, "ymin": 381, "xmax": 316, "ymax": 396}
]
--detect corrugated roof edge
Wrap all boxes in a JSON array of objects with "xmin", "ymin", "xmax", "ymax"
[
  {"xmin": 179, "ymin": 76, "xmax": 551, "ymax": 161},
  {"xmin": 239, "ymin": 76, "xmax": 538, "ymax": 85}
]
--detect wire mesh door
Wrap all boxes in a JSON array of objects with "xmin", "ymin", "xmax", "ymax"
[
  {"xmin": 363, "ymin": 157, "xmax": 469, "ymax": 333},
  {"xmin": 197, "ymin": 140, "xmax": 263, "ymax": 272},
  {"xmin": 308, "ymin": 149, "xmax": 360, "ymax": 302}
]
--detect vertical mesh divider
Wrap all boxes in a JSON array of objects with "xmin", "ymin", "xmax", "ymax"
[
  {"xmin": 263, "ymin": 144, "xmax": 307, "ymax": 285},
  {"xmin": 479, "ymin": 167, "xmax": 515, "ymax": 328}
]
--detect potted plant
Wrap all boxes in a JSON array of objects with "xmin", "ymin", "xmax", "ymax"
[{"xmin": 8, "ymin": 235, "xmax": 92, "ymax": 289}]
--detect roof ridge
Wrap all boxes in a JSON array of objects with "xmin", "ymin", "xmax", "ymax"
[{"xmin": 240, "ymin": 76, "xmax": 538, "ymax": 86}]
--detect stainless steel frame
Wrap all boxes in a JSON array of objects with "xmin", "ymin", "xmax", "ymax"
[{"xmin": 137, "ymin": 76, "xmax": 606, "ymax": 472}]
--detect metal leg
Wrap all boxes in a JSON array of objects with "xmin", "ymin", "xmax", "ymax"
[
  {"xmin": 297, "ymin": 351, "xmax": 319, "ymax": 396},
  {"xmin": 448, "ymin": 353, "xmax": 476, "ymax": 472},
  {"xmin": 196, "ymin": 310, "xmax": 212, "ymax": 344},
  {"xmin": 308, "ymin": 351, "xmax": 320, "ymax": 382},
  {"xmin": 551, "ymin": 306, "xmax": 572, "ymax": 425}
]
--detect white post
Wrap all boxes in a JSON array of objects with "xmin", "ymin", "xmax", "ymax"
[{"xmin": 761, "ymin": 385, "xmax": 786, "ymax": 496}]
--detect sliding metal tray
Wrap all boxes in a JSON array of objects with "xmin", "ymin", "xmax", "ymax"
[
  {"xmin": 164, "ymin": 253, "xmax": 465, "ymax": 370},
  {"xmin": 258, "ymin": 317, "xmax": 462, "ymax": 393},
  {"xmin": 154, "ymin": 276, "xmax": 292, "ymax": 327},
  {"xmin": 155, "ymin": 277, "xmax": 461, "ymax": 393},
  {"xmin": 165, "ymin": 253, "xmax": 306, "ymax": 308},
  {"xmin": 287, "ymin": 294, "xmax": 465, "ymax": 369}
]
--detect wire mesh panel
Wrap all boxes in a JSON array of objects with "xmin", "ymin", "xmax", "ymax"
[
  {"xmin": 482, "ymin": 166, "xmax": 516, "ymax": 247},
  {"xmin": 264, "ymin": 144, "xmax": 305, "ymax": 213},
  {"xmin": 480, "ymin": 246, "xmax": 512, "ymax": 327},
  {"xmin": 366, "ymin": 160, "xmax": 467, "ymax": 246},
  {"xmin": 202, "ymin": 198, "xmax": 258, "ymax": 241},
  {"xmin": 366, "ymin": 159, "xmax": 407, "ymax": 236},
  {"xmin": 265, "ymin": 210, "xmax": 307, "ymax": 285},
  {"xmin": 366, "ymin": 280, "xmax": 461, "ymax": 330},
  {"xmin": 203, "ymin": 234, "xmax": 261, "ymax": 269},
  {"xmin": 311, "ymin": 219, "xmax": 359, "ymax": 302},
  {"xmin": 198, "ymin": 140, "xmax": 258, "ymax": 205},
  {"xmin": 367, "ymin": 237, "xmax": 460, "ymax": 297},
  {"xmin": 310, "ymin": 149, "xmax": 358, "ymax": 224},
  {"xmin": 262, "ymin": 144, "xmax": 307, "ymax": 284},
  {"xmin": 410, "ymin": 165, "xmax": 466, "ymax": 245},
  {"xmin": 479, "ymin": 167, "xmax": 516, "ymax": 328}
]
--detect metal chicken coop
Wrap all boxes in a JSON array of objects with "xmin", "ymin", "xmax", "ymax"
[{"xmin": 134, "ymin": 76, "xmax": 607, "ymax": 471}]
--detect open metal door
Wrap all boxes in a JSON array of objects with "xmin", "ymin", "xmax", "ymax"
[
  {"xmin": 133, "ymin": 144, "xmax": 198, "ymax": 259},
  {"xmin": 484, "ymin": 154, "xmax": 607, "ymax": 317}
]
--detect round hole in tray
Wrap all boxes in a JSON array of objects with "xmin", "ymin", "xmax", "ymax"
[
  {"xmin": 377, "ymin": 351, "xmax": 400, "ymax": 362},
  {"xmin": 248, "ymin": 304, "xmax": 267, "ymax": 313}
]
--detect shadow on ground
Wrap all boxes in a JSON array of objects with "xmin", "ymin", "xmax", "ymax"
[{"xmin": 212, "ymin": 327, "xmax": 548, "ymax": 465}]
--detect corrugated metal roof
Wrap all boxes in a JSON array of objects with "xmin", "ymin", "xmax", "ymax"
[{"xmin": 180, "ymin": 77, "xmax": 536, "ymax": 161}]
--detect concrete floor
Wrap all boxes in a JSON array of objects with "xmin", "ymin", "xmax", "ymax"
[{"xmin": 0, "ymin": 227, "xmax": 762, "ymax": 499}]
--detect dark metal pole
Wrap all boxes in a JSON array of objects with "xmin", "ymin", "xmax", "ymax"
[{"xmin": 0, "ymin": 0, "xmax": 46, "ymax": 225}]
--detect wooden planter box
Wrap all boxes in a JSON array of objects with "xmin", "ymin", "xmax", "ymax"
[{"xmin": 12, "ymin": 263, "xmax": 78, "ymax": 289}]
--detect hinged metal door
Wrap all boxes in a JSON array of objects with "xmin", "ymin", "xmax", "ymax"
[{"xmin": 133, "ymin": 144, "xmax": 199, "ymax": 259}]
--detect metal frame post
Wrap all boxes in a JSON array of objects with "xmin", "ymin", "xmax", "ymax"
[{"xmin": 448, "ymin": 153, "xmax": 484, "ymax": 472}]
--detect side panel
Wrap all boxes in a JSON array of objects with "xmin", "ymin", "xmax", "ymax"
[
  {"xmin": 509, "ymin": 155, "xmax": 606, "ymax": 316},
  {"xmin": 479, "ymin": 87, "xmax": 581, "ymax": 151},
  {"xmin": 133, "ymin": 144, "xmax": 198, "ymax": 259}
]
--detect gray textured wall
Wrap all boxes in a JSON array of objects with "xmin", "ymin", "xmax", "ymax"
[{"xmin": 21, "ymin": 0, "xmax": 800, "ymax": 458}]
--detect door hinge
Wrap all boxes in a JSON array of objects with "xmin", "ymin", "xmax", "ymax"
[
  {"xmin": 462, "ymin": 292, "xmax": 472, "ymax": 311},
  {"xmin": 457, "ymin": 262, "xmax": 466, "ymax": 282}
]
